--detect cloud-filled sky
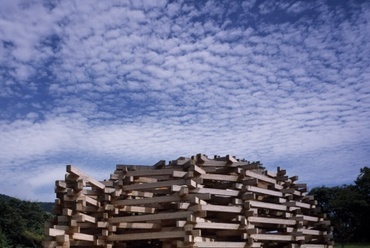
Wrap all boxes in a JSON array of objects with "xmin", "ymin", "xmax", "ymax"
[{"xmin": 1, "ymin": 0, "xmax": 369, "ymax": 201}]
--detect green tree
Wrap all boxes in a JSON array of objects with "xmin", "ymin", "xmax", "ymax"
[
  {"xmin": 353, "ymin": 167, "xmax": 370, "ymax": 242},
  {"xmin": 309, "ymin": 185, "xmax": 360, "ymax": 246},
  {"xmin": 0, "ymin": 196, "xmax": 50, "ymax": 247},
  {"xmin": 310, "ymin": 167, "xmax": 370, "ymax": 245},
  {"xmin": 331, "ymin": 185, "xmax": 362, "ymax": 245},
  {"xmin": 0, "ymin": 228, "xmax": 11, "ymax": 248}
]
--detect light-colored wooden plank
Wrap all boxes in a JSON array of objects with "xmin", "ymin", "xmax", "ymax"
[
  {"xmin": 201, "ymin": 174, "xmax": 239, "ymax": 182},
  {"xmin": 125, "ymin": 168, "xmax": 177, "ymax": 177},
  {"xmin": 127, "ymin": 190, "xmax": 153, "ymax": 198},
  {"xmin": 114, "ymin": 194, "xmax": 181, "ymax": 206},
  {"xmin": 193, "ymin": 222, "xmax": 242, "ymax": 230},
  {"xmin": 119, "ymin": 205, "xmax": 155, "ymax": 213},
  {"xmin": 245, "ymin": 171, "xmax": 276, "ymax": 184},
  {"xmin": 135, "ymin": 177, "xmax": 158, "ymax": 183},
  {"xmin": 245, "ymin": 200, "xmax": 287, "ymax": 211},
  {"xmin": 245, "ymin": 185, "xmax": 283, "ymax": 197},
  {"xmin": 248, "ymin": 216, "xmax": 296, "ymax": 225},
  {"xmin": 250, "ymin": 234, "xmax": 294, "ymax": 241},
  {"xmin": 72, "ymin": 213, "xmax": 96, "ymax": 223},
  {"xmin": 55, "ymin": 180, "xmax": 67, "ymax": 188},
  {"xmin": 265, "ymin": 170, "xmax": 276, "ymax": 178},
  {"xmin": 189, "ymin": 204, "xmax": 243, "ymax": 213},
  {"xmin": 67, "ymin": 165, "xmax": 105, "ymax": 189},
  {"xmin": 283, "ymin": 201, "xmax": 311, "ymax": 209},
  {"xmin": 301, "ymin": 229, "xmax": 326, "ymax": 235},
  {"xmin": 174, "ymin": 157, "xmax": 192, "ymax": 165},
  {"xmin": 72, "ymin": 233, "xmax": 95, "ymax": 241},
  {"xmin": 117, "ymin": 222, "xmax": 161, "ymax": 229},
  {"xmin": 53, "ymin": 225, "xmax": 70, "ymax": 231},
  {"xmin": 300, "ymin": 245, "xmax": 330, "ymax": 248},
  {"xmin": 80, "ymin": 194, "xmax": 100, "ymax": 206},
  {"xmin": 123, "ymin": 179, "xmax": 186, "ymax": 191},
  {"xmin": 107, "ymin": 230, "xmax": 186, "ymax": 241},
  {"xmin": 190, "ymin": 188, "xmax": 240, "ymax": 197},
  {"xmin": 200, "ymin": 161, "xmax": 230, "ymax": 167},
  {"xmin": 291, "ymin": 215, "xmax": 319, "ymax": 222},
  {"xmin": 281, "ymin": 188, "xmax": 302, "ymax": 196},
  {"xmin": 190, "ymin": 164, "xmax": 206, "ymax": 174},
  {"xmin": 172, "ymin": 170, "xmax": 188, "ymax": 178},
  {"xmin": 97, "ymin": 221, "xmax": 108, "ymax": 228},
  {"xmin": 109, "ymin": 211, "xmax": 193, "ymax": 223},
  {"xmin": 46, "ymin": 228, "xmax": 65, "ymax": 236},
  {"xmin": 227, "ymin": 154, "xmax": 238, "ymax": 163}
]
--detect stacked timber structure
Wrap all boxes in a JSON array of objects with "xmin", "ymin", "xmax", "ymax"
[{"xmin": 44, "ymin": 154, "xmax": 333, "ymax": 248}]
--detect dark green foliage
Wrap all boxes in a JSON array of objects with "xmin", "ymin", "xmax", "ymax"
[
  {"xmin": 37, "ymin": 202, "xmax": 54, "ymax": 213},
  {"xmin": 0, "ymin": 228, "xmax": 11, "ymax": 248},
  {"xmin": 0, "ymin": 195, "xmax": 51, "ymax": 247},
  {"xmin": 0, "ymin": 194, "xmax": 14, "ymax": 201},
  {"xmin": 0, "ymin": 194, "xmax": 54, "ymax": 214},
  {"xmin": 309, "ymin": 167, "xmax": 370, "ymax": 244},
  {"xmin": 353, "ymin": 167, "xmax": 370, "ymax": 242},
  {"xmin": 355, "ymin": 167, "xmax": 370, "ymax": 197}
]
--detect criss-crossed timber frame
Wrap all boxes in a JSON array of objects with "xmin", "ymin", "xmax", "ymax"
[{"xmin": 43, "ymin": 154, "xmax": 333, "ymax": 248}]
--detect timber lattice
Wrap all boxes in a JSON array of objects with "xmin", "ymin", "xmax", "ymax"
[{"xmin": 43, "ymin": 154, "xmax": 333, "ymax": 248}]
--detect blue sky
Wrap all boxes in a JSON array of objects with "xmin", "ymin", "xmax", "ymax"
[{"xmin": 0, "ymin": 0, "xmax": 369, "ymax": 201}]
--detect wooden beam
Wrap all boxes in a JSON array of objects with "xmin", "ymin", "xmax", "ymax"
[
  {"xmin": 72, "ymin": 213, "xmax": 96, "ymax": 223},
  {"xmin": 109, "ymin": 211, "xmax": 193, "ymax": 223},
  {"xmin": 107, "ymin": 230, "xmax": 186, "ymax": 241},
  {"xmin": 117, "ymin": 222, "xmax": 161, "ymax": 229},
  {"xmin": 190, "ymin": 188, "xmax": 240, "ymax": 197},
  {"xmin": 245, "ymin": 170, "xmax": 276, "ymax": 184},
  {"xmin": 119, "ymin": 205, "xmax": 155, "ymax": 213},
  {"xmin": 189, "ymin": 204, "xmax": 243, "ymax": 213},
  {"xmin": 248, "ymin": 216, "xmax": 296, "ymax": 225},
  {"xmin": 66, "ymin": 165, "xmax": 105, "ymax": 190},
  {"xmin": 46, "ymin": 228, "xmax": 65, "ymax": 237},
  {"xmin": 123, "ymin": 179, "xmax": 186, "ymax": 191},
  {"xmin": 190, "ymin": 164, "xmax": 206, "ymax": 174},
  {"xmin": 201, "ymin": 173, "xmax": 239, "ymax": 182},
  {"xmin": 300, "ymin": 245, "xmax": 330, "ymax": 248},
  {"xmin": 245, "ymin": 200, "xmax": 287, "ymax": 211},
  {"xmin": 250, "ymin": 234, "xmax": 294, "ymax": 241},
  {"xmin": 127, "ymin": 190, "xmax": 153, "ymax": 198},
  {"xmin": 173, "ymin": 170, "xmax": 188, "ymax": 178},
  {"xmin": 292, "ymin": 215, "xmax": 320, "ymax": 222},
  {"xmin": 245, "ymin": 185, "xmax": 283, "ymax": 197},
  {"xmin": 72, "ymin": 233, "xmax": 95, "ymax": 241},
  {"xmin": 283, "ymin": 201, "xmax": 312, "ymax": 209},
  {"xmin": 125, "ymin": 168, "xmax": 177, "ymax": 177},
  {"xmin": 193, "ymin": 222, "xmax": 242, "ymax": 230},
  {"xmin": 114, "ymin": 194, "xmax": 181, "ymax": 206}
]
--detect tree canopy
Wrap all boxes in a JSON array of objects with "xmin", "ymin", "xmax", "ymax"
[
  {"xmin": 0, "ymin": 195, "xmax": 50, "ymax": 247},
  {"xmin": 309, "ymin": 166, "xmax": 370, "ymax": 244}
]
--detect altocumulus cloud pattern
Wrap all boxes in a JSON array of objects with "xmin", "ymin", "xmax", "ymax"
[{"xmin": 0, "ymin": 0, "xmax": 369, "ymax": 201}]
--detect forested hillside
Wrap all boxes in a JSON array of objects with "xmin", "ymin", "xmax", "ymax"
[{"xmin": 0, "ymin": 194, "xmax": 51, "ymax": 247}]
